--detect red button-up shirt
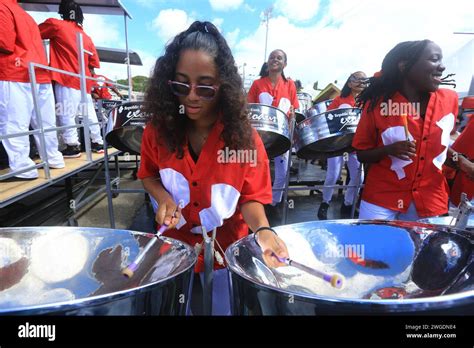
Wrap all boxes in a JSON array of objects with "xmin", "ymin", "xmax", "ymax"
[
  {"xmin": 137, "ymin": 120, "xmax": 272, "ymax": 272},
  {"xmin": 451, "ymin": 117, "xmax": 474, "ymax": 206},
  {"xmin": 39, "ymin": 18, "xmax": 99, "ymax": 92},
  {"xmin": 327, "ymin": 95, "xmax": 356, "ymax": 110},
  {"xmin": 352, "ymin": 89, "xmax": 458, "ymax": 217},
  {"xmin": 0, "ymin": 0, "xmax": 50, "ymax": 83},
  {"xmin": 247, "ymin": 76, "xmax": 299, "ymax": 114}
]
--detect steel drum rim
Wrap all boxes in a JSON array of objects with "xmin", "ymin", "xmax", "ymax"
[
  {"xmin": 225, "ymin": 220, "xmax": 474, "ymax": 311},
  {"xmin": 0, "ymin": 227, "xmax": 197, "ymax": 314},
  {"xmin": 300, "ymin": 106, "xmax": 361, "ymax": 123}
]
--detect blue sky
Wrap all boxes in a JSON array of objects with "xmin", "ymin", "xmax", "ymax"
[{"xmin": 29, "ymin": 0, "xmax": 474, "ymax": 94}]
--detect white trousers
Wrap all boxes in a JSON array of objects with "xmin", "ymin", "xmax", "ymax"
[
  {"xmin": 272, "ymin": 150, "xmax": 288, "ymax": 205},
  {"xmin": 359, "ymin": 200, "xmax": 421, "ymax": 221},
  {"xmin": 54, "ymin": 85, "xmax": 103, "ymax": 146},
  {"xmin": 0, "ymin": 81, "xmax": 64, "ymax": 178},
  {"xmin": 322, "ymin": 153, "xmax": 363, "ymax": 205}
]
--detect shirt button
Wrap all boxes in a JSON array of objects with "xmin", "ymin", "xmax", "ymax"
[
  {"xmin": 193, "ymin": 202, "xmax": 199, "ymax": 207},
  {"xmin": 413, "ymin": 188, "xmax": 417, "ymax": 192},
  {"xmin": 423, "ymin": 137, "xmax": 427, "ymax": 141},
  {"xmin": 417, "ymin": 173, "xmax": 422, "ymax": 177},
  {"xmin": 420, "ymin": 157, "xmax": 425, "ymax": 160},
  {"xmin": 192, "ymin": 181, "xmax": 198, "ymax": 187}
]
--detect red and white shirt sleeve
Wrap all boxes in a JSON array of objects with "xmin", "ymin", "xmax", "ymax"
[
  {"xmin": 352, "ymin": 89, "xmax": 458, "ymax": 217},
  {"xmin": 327, "ymin": 95, "xmax": 356, "ymax": 111}
]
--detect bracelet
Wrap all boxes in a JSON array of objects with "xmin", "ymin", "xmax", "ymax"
[{"xmin": 253, "ymin": 226, "xmax": 277, "ymax": 247}]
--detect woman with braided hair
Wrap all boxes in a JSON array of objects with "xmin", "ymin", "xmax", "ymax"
[
  {"xmin": 352, "ymin": 40, "xmax": 459, "ymax": 220},
  {"xmin": 138, "ymin": 21, "xmax": 289, "ymax": 315}
]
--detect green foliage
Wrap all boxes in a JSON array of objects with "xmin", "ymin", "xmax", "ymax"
[{"xmin": 117, "ymin": 75, "xmax": 149, "ymax": 92}]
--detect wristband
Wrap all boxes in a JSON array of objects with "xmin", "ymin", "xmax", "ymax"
[{"xmin": 253, "ymin": 227, "xmax": 277, "ymax": 247}]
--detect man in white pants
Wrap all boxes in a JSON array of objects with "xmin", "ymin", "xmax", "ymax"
[
  {"xmin": 39, "ymin": 0, "xmax": 103, "ymax": 158},
  {"xmin": 0, "ymin": 0, "xmax": 64, "ymax": 180}
]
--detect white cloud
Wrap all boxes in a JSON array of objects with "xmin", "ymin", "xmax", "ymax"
[
  {"xmin": 152, "ymin": 9, "xmax": 194, "ymax": 44},
  {"xmin": 209, "ymin": 0, "xmax": 244, "ymax": 12},
  {"xmin": 274, "ymin": 0, "xmax": 321, "ymax": 22},
  {"xmin": 97, "ymin": 49, "xmax": 157, "ymax": 82},
  {"xmin": 30, "ymin": 12, "xmax": 121, "ymax": 48},
  {"xmin": 212, "ymin": 17, "xmax": 224, "ymax": 30},
  {"xmin": 234, "ymin": 0, "xmax": 474, "ymax": 94},
  {"xmin": 225, "ymin": 28, "xmax": 240, "ymax": 48}
]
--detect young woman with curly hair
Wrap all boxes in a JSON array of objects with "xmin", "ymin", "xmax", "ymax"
[{"xmin": 138, "ymin": 21, "xmax": 288, "ymax": 315}]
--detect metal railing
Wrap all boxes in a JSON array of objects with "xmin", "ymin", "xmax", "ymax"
[{"xmin": 0, "ymin": 32, "xmax": 129, "ymax": 182}]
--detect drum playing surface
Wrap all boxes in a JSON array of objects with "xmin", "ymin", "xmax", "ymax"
[
  {"xmin": 226, "ymin": 220, "xmax": 474, "ymax": 314},
  {"xmin": 0, "ymin": 227, "xmax": 196, "ymax": 315}
]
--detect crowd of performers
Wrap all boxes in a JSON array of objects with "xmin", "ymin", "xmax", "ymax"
[
  {"xmin": 0, "ymin": 0, "xmax": 121, "ymax": 180},
  {"xmin": 1, "ymin": 1, "xmax": 473, "ymax": 315}
]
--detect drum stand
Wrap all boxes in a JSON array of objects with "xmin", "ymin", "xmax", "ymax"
[
  {"xmin": 280, "ymin": 134, "xmax": 365, "ymax": 225},
  {"xmin": 454, "ymin": 193, "xmax": 473, "ymax": 230},
  {"xmin": 202, "ymin": 227, "xmax": 217, "ymax": 315}
]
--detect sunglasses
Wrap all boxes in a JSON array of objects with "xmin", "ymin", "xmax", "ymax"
[{"xmin": 168, "ymin": 80, "xmax": 219, "ymax": 100}]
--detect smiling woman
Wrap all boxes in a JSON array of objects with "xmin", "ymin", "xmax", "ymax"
[
  {"xmin": 352, "ymin": 40, "xmax": 459, "ymax": 221},
  {"xmin": 138, "ymin": 21, "xmax": 290, "ymax": 315}
]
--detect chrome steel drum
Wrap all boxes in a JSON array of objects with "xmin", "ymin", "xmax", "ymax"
[
  {"xmin": 247, "ymin": 103, "xmax": 290, "ymax": 158},
  {"xmin": 0, "ymin": 227, "xmax": 196, "ymax": 315},
  {"xmin": 297, "ymin": 92, "xmax": 313, "ymax": 112},
  {"xmin": 294, "ymin": 111, "xmax": 306, "ymax": 124},
  {"xmin": 294, "ymin": 107, "xmax": 361, "ymax": 159},
  {"xmin": 419, "ymin": 216, "xmax": 474, "ymax": 230},
  {"xmin": 311, "ymin": 99, "xmax": 333, "ymax": 115},
  {"xmin": 226, "ymin": 220, "xmax": 474, "ymax": 315},
  {"xmin": 105, "ymin": 102, "xmax": 149, "ymax": 155}
]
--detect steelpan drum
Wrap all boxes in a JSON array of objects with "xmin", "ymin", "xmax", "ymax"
[
  {"xmin": 226, "ymin": 220, "xmax": 474, "ymax": 315},
  {"xmin": 0, "ymin": 227, "xmax": 196, "ymax": 315},
  {"xmin": 312, "ymin": 99, "xmax": 333, "ymax": 115},
  {"xmin": 297, "ymin": 92, "xmax": 313, "ymax": 112},
  {"xmin": 294, "ymin": 107, "xmax": 361, "ymax": 159},
  {"xmin": 105, "ymin": 102, "xmax": 149, "ymax": 155},
  {"xmin": 419, "ymin": 216, "xmax": 474, "ymax": 230},
  {"xmin": 247, "ymin": 103, "xmax": 290, "ymax": 158}
]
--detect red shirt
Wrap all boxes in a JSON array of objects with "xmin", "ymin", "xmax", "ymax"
[
  {"xmin": 352, "ymin": 89, "xmax": 458, "ymax": 217},
  {"xmin": 247, "ymin": 76, "xmax": 299, "ymax": 114},
  {"xmin": 137, "ymin": 121, "xmax": 272, "ymax": 272},
  {"xmin": 450, "ymin": 118, "xmax": 474, "ymax": 206},
  {"xmin": 39, "ymin": 18, "xmax": 100, "ymax": 92},
  {"xmin": 0, "ymin": 0, "xmax": 50, "ymax": 83},
  {"xmin": 91, "ymin": 74, "xmax": 112, "ymax": 100},
  {"xmin": 327, "ymin": 94, "xmax": 356, "ymax": 110}
]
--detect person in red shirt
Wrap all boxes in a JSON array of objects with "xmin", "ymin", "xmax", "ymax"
[
  {"xmin": 39, "ymin": 0, "xmax": 103, "ymax": 157},
  {"xmin": 138, "ymin": 21, "xmax": 288, "ymax": 315},
  {"xmin": 247, "ymin": 49, "xmax": 299, "ymax": 209},
  {"xmin": 448, "ymin": 117, "xmax": 474, "ymax": 206},
  {"xmin": 90, "ymin": 69, "xmax": 123, "ymax": 101},
  {"xmin": 0, "ymin": 0, "xmax": 64, "ymax": 180},
  {"xmin": 353, "ymin": 40, "xmax": 459, "ymax": 220},
  {"xmin": 317, "ymin": 71, "xmax": 367, "ymax": 220}
]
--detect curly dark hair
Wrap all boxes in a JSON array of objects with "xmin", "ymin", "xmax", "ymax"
[
  {"xmin": 357, "ymin": 40, "xmax": 432, "ymax": 111},
  {"xmin": 144, "ymin": 21, "xmax": 254, "ymax": 158}
]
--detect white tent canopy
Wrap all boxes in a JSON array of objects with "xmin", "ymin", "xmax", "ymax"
[{"xmin": 19, "ymin": 0, "xmax": 132, "ymax": 18}]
